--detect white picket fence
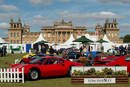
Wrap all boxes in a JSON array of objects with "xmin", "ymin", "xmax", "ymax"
[{"xmin": 0, "ymin": 68, "xmax": 24, "ymax": 83}]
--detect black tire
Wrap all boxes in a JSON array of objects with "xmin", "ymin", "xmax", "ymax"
[{"xmin": 28, "ymin": 69, "xmax": 39, "ymax": 80}]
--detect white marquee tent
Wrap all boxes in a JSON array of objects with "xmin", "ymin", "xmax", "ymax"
[
  {"xmin": 102, "ymin": 34, "xmax": 115, "ymax": 52},
  {"xmin": 33, "ymin": 33, "xmax": 47, "ymax": 44},
  {"xmin": 103, "ymin": 34, "xmax": 113, "ymax": 44},
  {"xmin": 60, "ymin": 34, "xmax": 80, "ymax": 48},
  {"xmin": 63, "ymin": 34, "xmax": 75, "ymax": 45},
  {"xmin": 0, "ymin": 37, "xmax": 6, "ymax": 44}
]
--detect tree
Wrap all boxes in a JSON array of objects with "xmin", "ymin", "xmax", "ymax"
[{"xmin": 123, "ymin": 34, "xmax": 130, "ymax": 43}]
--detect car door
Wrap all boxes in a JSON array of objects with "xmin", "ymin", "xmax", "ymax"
[
  {"xmin": 54, "ymin": 58, "xmax": 68, "ymax": 76},
  {"xmin": 40, "ymin": 57, "xmax": 56, "ymax": 77},
  {"xmin": 40, "ymin": 58, "xmax": 67, "ymax": 77}
]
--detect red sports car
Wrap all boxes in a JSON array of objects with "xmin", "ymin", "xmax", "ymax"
[
  {"xmin": 104, "ymin": 55, "xmax": 130, "ymax": 73},
  {"xmin": 93, "ymin": 55, "xmax": 120, "ymax": 66},
  {"xmin": 11, "ymin": 56, "xmax": 83, "ymax": 80}
]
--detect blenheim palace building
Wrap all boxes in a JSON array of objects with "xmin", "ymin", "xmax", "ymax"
[{"xmin": 7, "ymin": 18, "xmax": 123, "ymax": 44}]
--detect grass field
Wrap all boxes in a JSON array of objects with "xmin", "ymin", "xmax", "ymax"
[{"xmin": 0, "ymin": 54, "xmax": 130, "ymax": 87}]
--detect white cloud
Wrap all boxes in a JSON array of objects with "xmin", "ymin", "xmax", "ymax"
[
  {"xmin": 29, "ymin": 0, "xmax": 70, "ymax": 5},
  {"xmin": 59, "ymin": 11, "xmax": 123, "ymax": 21},
  {"xmin": 29, "ymin": 0, "xmax": 52, "ymax": 5},
  {"xmin": 59, "ymin": 11, "xmax": 125, "ymax": 33},
  {"xmin": 119, "ymin": 23, "xmax": 130, "ymax": 36},
  {"xmin": 0, "ymin": 22, "xmax": 9, "ymax": 30},
  {"xmin": 0, "ymin": 13, "xmax": 19, "ymax": 21},
  {"xmin": 32, "ymin": 15, "xmax": 53, "ymax": 26},
  {"xmin": 0, "ymin": 0, "xmax": 3, "ymax": 3},
  {"xmin": 120, "ymin": 23, "xmax": 130, "ymax": 31},
  {"xmin": 0, "ymin": 5, "xmax": 18, "ymax": 11},
  {"xmin": 33, "ymin": 15, "xmax": 45, "ymax": 20},
  {"xmin": 98, "ymin": 0, "xmax": 130, "ymax": 4},
  {"xmin": 59, "ymin": 0, "xmax": 70, "ymax": 3}
]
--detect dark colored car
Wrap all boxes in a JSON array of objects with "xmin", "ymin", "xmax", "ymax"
[{"xmin": 66, "ymin": 52, "xmax": 81, "ymax": 61}]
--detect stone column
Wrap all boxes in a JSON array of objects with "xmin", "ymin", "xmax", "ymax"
[
  {"xmin": 60, "ymin": 32, "xmax": 62, "ymax": 43},
  {"xmin": 54, "ymin": 32, "xmax": 56, "ymax": 43},
  {"xmin": 50, "ymin": 32, "xmax": 53, "ymax": 43},
  {"xmin": 56, "ymin": 32, "xmax": 57, "ymax": 43},
  {"xmin": 61, "ymin": 32, "xmax": 63, "ymax": 43},
  {"xmin": 56, "ymin": 32, "xmax": 58, "ymax": 43},
  {"xmin": 65, "ymin": 32, "xmax": 67, "ymax": 41}
]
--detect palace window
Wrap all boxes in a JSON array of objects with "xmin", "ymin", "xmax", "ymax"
[
  {"xmin": 17, "ymin": 32, "xmax": 19, "ymax": 37},
  {"xmin": 17, "ymin": 40, "xmax": 19, "ymax": 43},
  {"xmin": 14, "ymin": 40, "xmax": 16, "ymax": 43},
  {"xmin": 14, "ymin": 32, "xmax": 16, "ymax": 37},
  {"xmin": 17, "ymin": 24, "xmax": 19, "ymax": 28},
  {"xmin": 10, "ymin": 40, "xmax": 12, "ymax": 43},
  {"xmin": 14, "ymin": 24, "xmax": 16, "ymax": 28},
  {"xmin": 111, "ymin": 24, "xmax": 113, "ymax": 28},
  {"xmin": 63, "ymin": 32, "xmax": 66, "ymax": 36},
  {"xmin": 10, "ymin": 33, "xmax": 13, "ymax": 37}
]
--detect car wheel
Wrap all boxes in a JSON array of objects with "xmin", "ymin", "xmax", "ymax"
[{"xmin": 28, "ymin": 69, "xmax": 39, "ymax": 80}]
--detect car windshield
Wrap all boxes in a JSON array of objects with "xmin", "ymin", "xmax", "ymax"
[{"xmin": 29, "ymin": 57, "xmax": 46, "ymax": 64}]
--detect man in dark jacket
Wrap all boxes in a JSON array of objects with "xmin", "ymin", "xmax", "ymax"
[
  {"xmin": 41, "ymin": 45, "xmax": 46, "ymax": 54},
  {"xmin": 0, "ymin": 48, "xmax": 2, "ymax": 57},
  {"xmin": 2, "ymin": 46, "xmax": 7, "ymax": 56},
  {"xmin": 49, "ymin": 46, "xmax": 54, "ymax": 54}
]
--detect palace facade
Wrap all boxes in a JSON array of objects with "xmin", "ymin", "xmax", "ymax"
[
  {"xmin": 41, "ymin": 19, "xmax": 86, "ymax": 43},
  {"xmin": 7, "ymin": 18, "xmax": 123, "ymax": 44}
]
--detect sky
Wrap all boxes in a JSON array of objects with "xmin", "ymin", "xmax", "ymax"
[{"xmin": 0, "ymin": 0, "xmax": 130, "ymax": 38}]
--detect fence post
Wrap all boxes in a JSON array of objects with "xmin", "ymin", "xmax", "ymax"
[
  {"xmin": 14, "ymin": 68, "xmax": 16, "ymax": 82},
  {"xmin": 22, "ymin": 68, "xmax": 24, "ymax": 83},
  {"xmin": 17, "ymin": 68, "xmax": 19, "ymax": 82},
  {"xmin": 0, "ymin": 68, "xmax": 3, "ymax": 82},
  {"xmin": 4, "ymin": 68, "xmax": 6, "ymax": 82},
  {"xmin": 7, "ymin": 68, "xmax": 9, "ymax": 82},
  {"xmin": 10, "ymin": 68, "xmax": 13, "ymax": 82}
]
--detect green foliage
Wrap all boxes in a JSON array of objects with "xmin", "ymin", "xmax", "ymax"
[
  {"xmin": 72, "ymin": 70, "xmax": 84, "ymax": 76},
  {"xmin": 102, "ymin": 68, "xmax": 114, "ymax": 75},
  {"xmin": 84, "ymin": 68, "xmax": 96, "ymax": 75},
  {"xmin": 86, "ymin": 68, "xmax": 96, "ymax": 75},
  {"xmin": 72, "ymin": 68, "xmax": 127, "ymax": 76},
  {"xmin": 114, "ymin": 70, "xmax": 127, "ymax": 75},
  {"xmin": 123, "ymin": 34, "xmax": 130, "ymax": 43}
]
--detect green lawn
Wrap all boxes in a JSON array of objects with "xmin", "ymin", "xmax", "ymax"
[{"xmin": 0, "ymin": 54, "xmax": 130, "ymax": 87}]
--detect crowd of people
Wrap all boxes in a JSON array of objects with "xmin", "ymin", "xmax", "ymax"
[
  {"xmin": 107, "ymin": 44, "xmax": 130, "ymax": 56},
  {"xmin": 33, "ymin": 44, "xmax": 60, "ymax": 55}
]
